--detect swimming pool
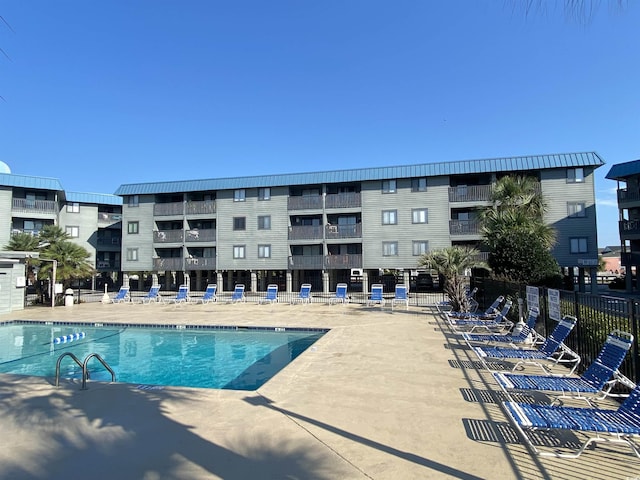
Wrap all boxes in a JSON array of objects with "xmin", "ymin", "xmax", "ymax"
[{"xmin": 0, "ymin": 321, "xmax": 327, "ymax": 390}]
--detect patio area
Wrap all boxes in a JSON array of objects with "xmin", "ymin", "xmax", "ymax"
[{"xmin": 0, "ymin": 301, "xmax": 638, "ymax": 479}]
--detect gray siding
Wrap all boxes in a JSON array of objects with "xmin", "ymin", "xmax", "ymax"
[{"xmin": 121, "ymin": 195, "xmax": 155, "ymax": 271}]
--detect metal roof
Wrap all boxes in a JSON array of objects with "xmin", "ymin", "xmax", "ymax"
[
  {"xmin": 0, "ymin": 172, "xmax": 64, "ymax": 191},
  {"xmin": 605, "ymin": 159, "xmax": 640, "ymax": 181},
  {"xmin": 114, "ymin": 151, "xmax": 605, "ymax": 196},
  {"xmin": 65, "ymin": 191, "xmax": 123, "ymax": 206}
]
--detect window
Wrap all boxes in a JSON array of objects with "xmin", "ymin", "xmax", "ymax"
[
  {"xmin": 126, "ymin": 248, "xmax": 138, "ymax": 261},
  {"xmin": 570, "ymin": 237, "xmax": 588, "ymax": 254},
  {"xmin": 382, "ymin": 210, "xmax": 398, "ymax": 225},
  {"xmin": 383, "ymin": 241, "xmax": 398, "ymax": 256},
  {"xmin": 412, "ymin": 241, "xmax": 429, "ymax": 256},
  {"xmin": 234, "ymin": 189, "xmax": 246, "ymax": 202},
  {"xmin": 128, "ymin": 195, "xmax": 139, "ymax": 207},
  {"xmin": 567, "ymin": 167, "xmax": 584, "ymax": 183},
  {"xmin": 411, "ymin": 178, "xmax": 427, "ymax": 192},
  {"xmin": 382, "ymin": 180, "xmax": 397, "ymax": 193},
  {"xmin": 67, "ymin": 202, "xmax": 80, "ymax": 213},
  {"xmin": 258, "ymin": 187, "xmax": 271, "ymax": 201},
  {"xmin": 233, "ymin": 245, "xmax": 246, "ymax": 259},
  {"xmin": 258, "ymin": 215, "xmax": 271, "ymax": 230},
  {"xmin": 567, "ymin": 202, "xmax": 586, "ymax": 218},
  {"xmin": 65, "ymin": 226, "xmax": 79, "ymax": 238},
  {"xmin": 127, "ymin": 221, "xmax": 139, "ymax": 234},
  {"xmin": 233, "ymin": 217, "xmax": 246, "ymax": 230},
  {"xmin": 412, "ymin": 208, "xmax": 428, "ymax": 224},
  {"xmin": 258, "ymin": 244, "xmax": 271, "ymax": 258}
]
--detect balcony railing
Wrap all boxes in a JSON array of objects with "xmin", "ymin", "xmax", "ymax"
[
  {"xmin": 324, "ymin": 254, "xmax": 362, "ymax": 269},
  {"xmin": 184, "ymin": 228, "xmax": 216, "ymax": 242},
  {"xmin": 620, "ymin": 219, "xmax": 640, "ymax": 236},
  {"xmin": 288, "ymin": 255, "xmax": 324, "ymax": 269},
  {"xmin": 186, "ymin": 200, "xmax": 216, "ymax": 215},
  {"xmin": 448, "ymin": 185, "xmax": 493, "ymax": 203},
  {"xmin": 618, "ymin": 189, "xmax": 640, "ymax": 204},
  {"xmin": 325, "ymin": 192, "xmax": 361, "ymax": 209},
  {"xmin": 287, "ymin": 196, "xmax": 323, "ymax": 210},
  {"xmin": 153, "ymin": 202, "xmax": 184, "ymax": 216},
  {"xmin": 96, "ymin": 260, "xmax": 121, "ymax": 270},
  {"xmin": 325, "ymin": 224, "xmax": 362, "ymax": 239},
  {"xmin": 185, "ymin": 257, "xmax": 216, "ymax": 270},
  {"xmin": 288, "ymin": 225, "xmax": 324, "ymax": 240},
  {"xmin": 153, "ymin": 257, "xmax": 184, "ymax": 271},
  {"xmin": 154, "ymin": 230, "xmax": 184, "ymax": 243},
  {"xmin": 12, "ymin": 198, "xmax": 58, "ymax": 214},
  {"xmin": 98, "ymin": 213, "xmax": 123, "ymax": 224},
  {"xmin": 97, "ymin": 237, "xmax": 121, "ymax": 246},
  {"xmin": 449, "ymin": 219, "xmax": 482, "ymax": 236}
]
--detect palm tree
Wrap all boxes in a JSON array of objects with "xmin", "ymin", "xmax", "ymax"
[
  {"xmin": 4, "ymin": 232, "xmax": 41, "ymax": 287},
  {"xmin": 38, "ymin": 241, "xmax": 94, "ymax": 290},
  {"xmin": 419, "ymin": 246, "xmax": 487, "ymax": 312}
]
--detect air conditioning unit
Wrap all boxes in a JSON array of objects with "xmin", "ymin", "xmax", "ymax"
[{"xmin": 350, "ymin": 268, "xmax": 363, "ymax": 277}]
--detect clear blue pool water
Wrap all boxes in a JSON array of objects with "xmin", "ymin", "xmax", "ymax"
[{"xmin": 0, "ymin": 322, "xmax": 326, "ymax": 390}]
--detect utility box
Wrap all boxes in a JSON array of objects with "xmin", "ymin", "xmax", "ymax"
[{"xmin": 65, "ymin": 288, "xmax": 74, "ymax": 307}]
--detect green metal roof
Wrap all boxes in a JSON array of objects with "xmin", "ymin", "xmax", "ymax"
[
  {"xmin": 0, "ymin": 172, "xmax": 64, "ymax": 191},
  {"xmin": 605, "ymin": 159, "xmax": 640, "ymax": 181},
  {"xmin": 114, "ymin": 151, "xmax": 605, "ymax": 196}
]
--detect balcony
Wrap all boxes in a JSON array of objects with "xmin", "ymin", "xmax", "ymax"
[
  {"xmin": 184, "ymin": 228, "xmax": 216, "ymax": 242},
  {"xmin": 186, "ymin": 200, "xmax": 216, "ymax": 215},
  {"xmin": 288, "ymin": 225, "xmax": 324, "ymax": 240},
  {"xmin": 12, "ymin": 198, "xmax": 58, "ymax": 214},
  {"xmin": 98, "ymin": 213, "xmax": 122, "ymax": 224},
  {"xmin": 325, "ymin": 224, "xmax": 362, "ymax": 239},
  {"xmin": 96, "ymin": 260, "xmax": 121, "ymax": 270},
  {"xmin": 448, "ymin": 185, "xmax": 493, "ymax": 203},
  {"xmin": 617, "ymin": 189, "xmax": 640, "ymax": 206},
  {"xmin": 97, "ymin": 237, "xmax": 121, "ymax": 246},
  {"xmin": 154, "ymin": 230, "xmax": 184, "ymax": 243},
  {"xmin": 287, "ymin": 196, "xmax": 323, "ymax": 210},
  {"xmin": 324, "ymin": 254, "xmax": 362, "ymax": 269},
  {"xmin": 153, "ymin": 257, "xmax": 184, "ymax": 271},
  {"xmin": 325, "ymin": 192, "xmax": 361, "ymax": 209},
  {"xmin": 288, "ymin": 255, "xmax": 324, "ymax": 270},
  {"xmin": 449, "ymin": 219, "xmax": 482, "ymax": 236},
  {"xmin": 619, "ymin": 219, "xmax": 640, "ymax": 237},
  {"xmin": 154, "ymin": 202, "xmax": 184, "ymax": 216},
  {"xmin": 185, "ymin": 256, "xmax": 216, "ymax": 271}
]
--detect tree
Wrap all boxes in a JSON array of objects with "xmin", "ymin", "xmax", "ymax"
[
  {"xmin": 419, "ymin": 246, "xmax": 487, "ymax": 312},
  {"xmin": 4, "ymin": 232, "xmax": 40, "ymax": 286},
  {"xmin": 38, "ymin": 240, "xmax": 94, "ymax": 291},
  {"xmin": 482, "ymin": 175, "xmax": 561, "ymax": 286}
]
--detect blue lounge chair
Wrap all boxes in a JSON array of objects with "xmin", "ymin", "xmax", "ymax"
[
  {"xmin": 391, "ymin": 284, "xmax": 409, "ymax": 310},
  {"xmin": 193, "ymin": 284, "xmax": 217, "ymax": 304},
  {"xmin": 260, "ymin": 284, "xmax": 278, "ymax": 304},
  {"xmin": 367, "ymin": 284, "xmax": 385, "ymax": 307},
  {"xmin": 291, "ymin": 283, "xmax": 312, "ymax": 304},
  {"xmin": 231, "ymin": 284, "xmax": 246, "ymax": 303},
  {"xmin": 445, "ymin": 295, "xmax": 504, "ymax": 319},
  {"xmin": 462, "ymin": 308, "xmax": 538, "ymax": 345},
  {"xmin": 167, "ymin": 285, "xmax": 190, "ymax": 305},
  {"xmin": 493, "ymin": 330, "xmax": 635, "ymax": 404},
  {"xmin": 110, "ymin": 286, "xmax": 130, "ymax": 303},
  {"xmin": 436, "ymin": 287, "xmax": 478, "ymax": 313},
  {"xmin": 503, "ymin": 384, "xmax": 640, "ymax": 458},
  {"xmin": 330, "ymin": 283, "xmax": 349, "ymax": 305},
  {"xmin": 449, "ymin": 300, "xmax": 513, "ymax": 333},
  {"xmin": 472, "ymin": 315, "xmax": 580, "ymax": 375},
  {"xmin": 139, "ymin": 285, "xmax": 162, "ymax": 304}
]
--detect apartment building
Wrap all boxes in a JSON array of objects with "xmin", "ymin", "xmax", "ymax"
[
  {"xmin": 0, "ymin": 165, "xmax": 123, "ymax": 293},
  {"xmin": 113, "ymin": 152, "xmax": 604, "ymax": 294},
  {"xmin": 606, "ymin": 159, "xmax": 640, "ymax": 291}
]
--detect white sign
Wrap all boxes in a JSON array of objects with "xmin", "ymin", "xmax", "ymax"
[
  {"xmin": 578, "ymin": 258, "xmax": 599, "ymax": 266},
  {"xmin": 548, "ymin": 288, "xmax": 561, "ymax": 321},
  {"xmin": 526, "ymin": 285, "xmax": 539, "ymax": 311}
]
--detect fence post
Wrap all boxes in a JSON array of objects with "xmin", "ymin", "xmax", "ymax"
[{"xmin": 630, "ymin": 299, "xmax": 640, "ymax": 384}]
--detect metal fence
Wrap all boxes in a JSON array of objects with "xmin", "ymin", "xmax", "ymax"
[{"xmin": 475, "ymin": 277, "xmax": 640, "ymax": 385}]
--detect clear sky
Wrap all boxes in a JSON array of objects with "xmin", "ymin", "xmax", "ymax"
[{"xmin": 1, "ymin": 1, "xmax": 638, "ymax": 248}]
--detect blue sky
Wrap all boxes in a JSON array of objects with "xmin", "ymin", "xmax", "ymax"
[{"xmin": 1, "ymin": 1, "xmax": 638, "ymax": 248}]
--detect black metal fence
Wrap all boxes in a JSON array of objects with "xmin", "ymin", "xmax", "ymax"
[{"xmin": 475, "ymin": 277, "xmax": 640, "ymax": 385}]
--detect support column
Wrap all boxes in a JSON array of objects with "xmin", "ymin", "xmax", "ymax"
[
  {"xmin": 363, "ymin": 271, "xmax": 369, "ymax": 295},
  {"xmin": 589, "ymin": 267, "xmax": 598, "ymax": 295},
  {"xmin": 286, "ymin": 271, "xmax": 292, "ymax": 293},
  {"xmin": 217, "ymin": 272, "xmax": 224, "ymax": 294},
  {"xmin": 322, "ymin": 271, "xmax": 329, "ymax": 294},
  {"xmin": 577, "ymin": 267, "xmax": 586, "ymax": 293},
  {"xmin": 122, "ymin": 273, "xmax": 130, "ymax": 288},
  {"xmin": 403, "ymin": 270, "xmax": 410, "ymax": 288},
  {"xmin": 251, "ymin": 271, "xmax": 257, "ymax": 293}
]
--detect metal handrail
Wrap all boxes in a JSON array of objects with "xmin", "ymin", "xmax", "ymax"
[
  {"xmin": 82, "ymin": 353, "xmax": 116, "ymax": 390},
  {"xmin": 55, "ymin": 352, "xmax": 85, "ymax": 387}
]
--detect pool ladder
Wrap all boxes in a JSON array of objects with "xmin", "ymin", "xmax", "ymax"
[{"xmin": 55, "ymin": 352, "xmax": 116, "ymax": 390}]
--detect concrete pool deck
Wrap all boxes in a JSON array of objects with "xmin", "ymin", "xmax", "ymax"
[{"xmin": 0, "ymin": 301, "xmax": 638, "ymax": 480}]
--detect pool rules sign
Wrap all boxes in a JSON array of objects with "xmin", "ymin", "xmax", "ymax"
[{"xmin": 547, "ymin": 289, "xmax": 561, "ymax": 321}]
